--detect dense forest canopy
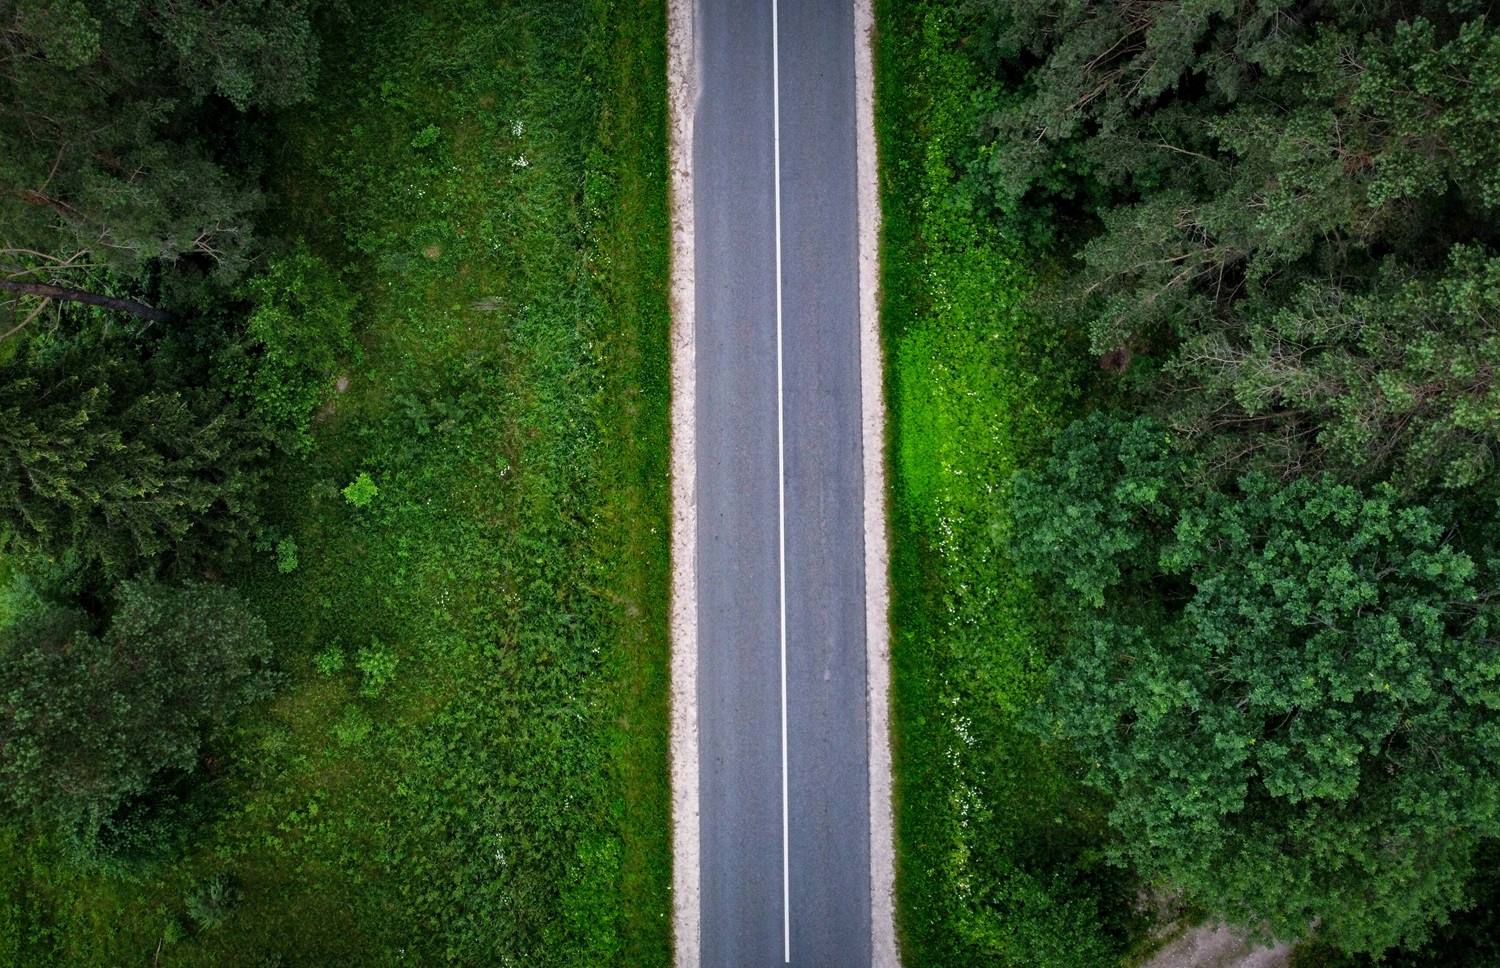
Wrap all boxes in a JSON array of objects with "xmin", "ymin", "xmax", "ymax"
[
  {"xmin": 0, "ymin": 0, "xmax": 323, "ymax": 875},
  {"xmin": 0, "ymin": 0, "xmax": 320, "ymax": 324},
  {"xmin": 983, "ymin": 0, "xmax": 1500, "ymax": 956}
]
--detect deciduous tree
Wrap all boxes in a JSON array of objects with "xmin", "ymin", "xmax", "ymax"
[{"xmin": 1011, "ymin": 414, "xmax": 1500, "ymax": 954}]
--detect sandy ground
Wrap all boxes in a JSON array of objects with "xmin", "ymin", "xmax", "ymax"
[
  {"xmin": 667, "ymin": 0, "xmax": 701, "ymax": 963},
  {"xmin": 853, "ymin": 0, "xmax": 898, "ymax": 963},
  {"xmin": 1142, "ymin": 924, "xmax": 1294, "ymax": 968}
]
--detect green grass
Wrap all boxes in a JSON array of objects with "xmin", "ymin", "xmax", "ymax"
[
  {"xmin": 0, "ymin": 0, "xmax": 671, "ymax": 964},
  {"xmin": 876, "ymin": 1, "xmax": 1146, "ymax": 964}
]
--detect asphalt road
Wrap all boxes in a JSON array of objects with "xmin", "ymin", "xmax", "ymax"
[{"xmin": 694, "ymin": 0, "xmax": 870, "ymax": 964}]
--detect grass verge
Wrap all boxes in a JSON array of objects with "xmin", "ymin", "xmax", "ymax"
[
  {"xmin": 0, "ymin": 0, "xmax": 671, "ymax": 964},
  {"xmin": 875, "ymin": 1, "xmax": 1145, "ymax": 964}
]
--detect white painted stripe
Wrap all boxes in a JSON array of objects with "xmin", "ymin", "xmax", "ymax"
[{"xmin": 771, "ymin": 0, "xmax": 791, "ymax": 961}]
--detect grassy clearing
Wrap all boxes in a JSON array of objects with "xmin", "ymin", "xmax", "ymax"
[
  {"xmin": 876, "ymin": 1, "xmax": 1146, "ymax": 964},
  {"xmin": 0, "ymin": 0, "xmax": 671, "ymax": 964}
]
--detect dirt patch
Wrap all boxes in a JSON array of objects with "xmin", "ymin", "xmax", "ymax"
[{"xmin": 1142, "ymin": 924, "xmax": 1294, "ymax": 968}]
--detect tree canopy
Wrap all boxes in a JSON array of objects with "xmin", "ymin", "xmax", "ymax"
[
  {"xmin": 0, "ymin": 338, "xmax": 264, "ymax": 580},
  {"xmin": 1011, "ymin": 415, "xmax": 1500, "ymax": 953},
  {"xmin": 976, "ymin": 0, "xmax": 1500, "ymax": 488},
  {"xmin": 0, "ymin": 581, "xmax": 274, "ymax": 829},
  {"xmin": 0, "ymin": 0, "xmax": 322, "ymax": 329}
]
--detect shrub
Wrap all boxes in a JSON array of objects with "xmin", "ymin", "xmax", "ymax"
[
  {"xmin": 185, "ymin": 874, "xmax": 242, "ymax": 931},
  {"xmin": 313, "ymin": 645, "xmax": 346, "ymax": 675},
  {"xmin": 355, "ymin": 640, "xmax": 398, "ymax": 698},
  {"xmin": 275, "ymin": 536, "xmax": 299, "ymax": 574},
  {"xmin": 342, "ymin": 472, "xmax": 378, "ymax": 508},
  {"xmin": 234, "ymin": 249, "xmax": 359, "ymax": 453}
]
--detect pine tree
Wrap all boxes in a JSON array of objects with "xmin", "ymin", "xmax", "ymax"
[{"xmin": 0, "ymin": 340, "xmax": 264, "ymax": 578}]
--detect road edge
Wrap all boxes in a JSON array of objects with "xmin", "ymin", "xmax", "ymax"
[
  {"xmin": 855, "ymin": 0, "xmax": 897, "ymax": 964},
  {"xmin": 667, "ymin": 0, "xmax": 701, "ymax": 964}
]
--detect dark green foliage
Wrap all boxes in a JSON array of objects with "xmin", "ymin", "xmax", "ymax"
[
  {"xmin": 0, "ymin": 0, "xmax": 674, "ymax": 962},
  {"xmin": 62, "ymin": 768, "xmax": 207, "ymax": 878},
  {"xmin": 1169, "ymin": 247, "xmax": 1500, "ymax": 491},
  {"xmin": 0, "ymin": 0, "xmax": 321, "ymax": 312},
  {"xmin": 1012, "ymin": 414, "xmax": 1500, "ymax": 953},
  {"xmin": 964, "ymin": 2, "xmax": 1500, "ymax": 955},
  {"xmin": 1291, "ymin": 842, "xmax": 1500, "ymax": 966},
  {"xmin": 973, "ymin": 0, "xmax": 1500, "ymax": 489},
  {"xmin": 0, "ymin": 582, "xmax": 273, "ymax": 835},
  {"xmin": 0, "ymin": 340, "xmax": 264, "ymax": 579},
  {"xmin": 185, "ymin": 875, "xmax": 242, "ymax": 931}
]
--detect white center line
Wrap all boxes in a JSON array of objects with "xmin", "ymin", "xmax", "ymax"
[{"xmin": 771, "ymin": 0, "xmax": 790, "ymax": 962}]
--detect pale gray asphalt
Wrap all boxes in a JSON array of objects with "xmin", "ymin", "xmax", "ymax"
[{"xmin": 695, "ymin": 0, "xmax": 869, "ymax": 964}]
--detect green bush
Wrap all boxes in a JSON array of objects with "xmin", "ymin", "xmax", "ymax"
[
  {"xmin": 312, "ymin": 644, "xmax": 346, "ymax": 675},
  {"xmin": 354, "ymin": 641, "xmax": 398, "ymax": 698},
  {"xmin": 185, "ymin": 875, "xmax": 242, "ymax": 931},
  {"xmin": 234, "ymin": 249, "xmax": 359, "ymax": 454},
  {"xmin": 275, "ymin": 536, "xmax": 299, "ymax": 573},
  {"xmin": 341, "ymin": 472, "xmax": 378, "ymax": 508}
]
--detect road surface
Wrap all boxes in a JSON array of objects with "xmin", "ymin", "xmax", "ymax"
[{"xmin": 693, "ymin": 0, "xmax": 872, "ymax": 963}]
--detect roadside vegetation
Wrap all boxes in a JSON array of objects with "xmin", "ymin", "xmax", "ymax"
[
  {"xmin": 877, "ymin": 3, "xmax": 1143, "ymax": 964},
  {"xmin": 883, "ymin": 0, "xmax": 1500, "ymax": 963},
  {"xmin": 0, "ymin": 0, "xmax": 671, "ymax": 965}
]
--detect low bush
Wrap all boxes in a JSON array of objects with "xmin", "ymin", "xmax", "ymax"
[{"xmin": 231, "ymin": 249, "xmax": 359, "ymax": 454}]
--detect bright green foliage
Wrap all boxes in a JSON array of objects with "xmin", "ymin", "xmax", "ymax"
[
  {"xmin": 0, "ymin": 582, "xmax": 273, "ymax": 829},
  {"xmin": 311, "ymin": 644, "xmax": 345, "ymax": 675},
  {"xmin": 340, "ymin": 472, "xmax": 377, "ymax": 508},
  {"xmin": 0, "ymin": 341, "xmax": 264, "ymax": 579},
  {"xmin": 1012, "ymin": 415, "xmax": 1500, "ymax": 953},
  {"xmin": 354, "ymin": 641, "xmax": 398, "ymax": 698},
  {"xmin": 230, "ymin": 250, "xmax": 359, "ymax": 453},
  {"xmin": 274, "ymin": 536, "xmax": 298, "ymax": 573},
  {"xmin": 879, "ymin": 1, "xmax": 1138, "ymax": 964}
]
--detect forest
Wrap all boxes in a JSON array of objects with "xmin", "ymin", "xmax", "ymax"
[{"xmin": 880, "ymin": 0, "xmax": 1500, "ymax": 963}]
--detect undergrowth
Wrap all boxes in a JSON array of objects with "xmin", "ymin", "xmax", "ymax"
[
  {"xmin": 877, "ymin": 1, "xmax": 1145, "ymax": 964},
  {"xmin": 0, "ymin": 0, "xmax": 671, "ymax": 964}
]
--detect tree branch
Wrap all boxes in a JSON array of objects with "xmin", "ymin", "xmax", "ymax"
[{"xmin": 0, "ymin": 277, "xmax": 169, "ymax": 323}]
